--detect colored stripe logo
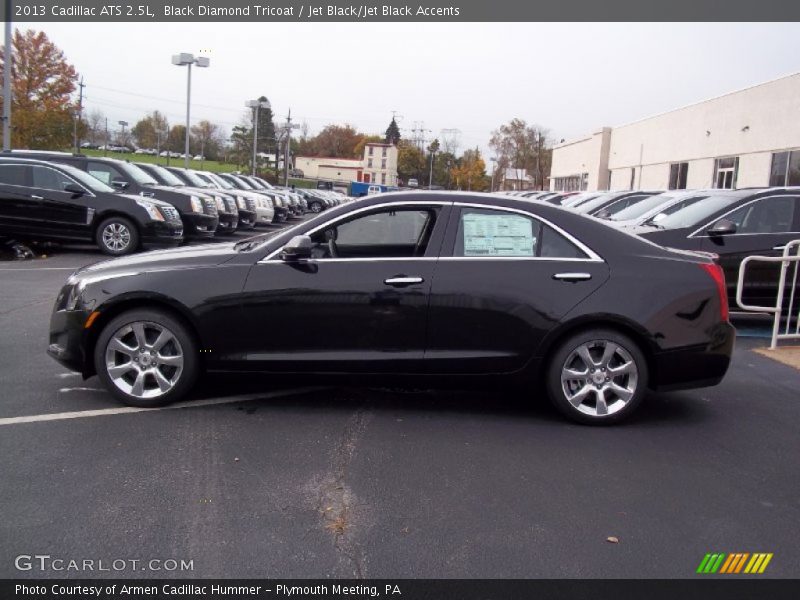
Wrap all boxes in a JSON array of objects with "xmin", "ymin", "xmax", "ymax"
[{"xmin": 697, "ymin": 553, "xmax": 773, "ymax": 574}]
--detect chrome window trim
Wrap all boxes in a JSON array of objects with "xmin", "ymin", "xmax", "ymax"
[
  {"xmin": 688, "ymin": 194, "xmax": 800, "ymax": 239},
  {"xmin": 259, "ymin": 199, "xmax": 604, "ymax": 264}
]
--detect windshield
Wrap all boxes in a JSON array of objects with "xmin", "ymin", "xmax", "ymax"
[
  {"xmin": 254, "ymin": 177, "xmax": 275, "ymax": 189},
  {"xmin": 173, "ymin": 169, "xmax": 209, "ymax": 188},
  {"xmin": 230, "ymin": 176, "xmax": 254, "ymax": 190},
  {"xmin": 144, "ymin": 164, "xmax": 185, "ymax": 187},
  {"xmin": 654, "ymin": 194, "xmax": 743, "ymax": 229},
  {"xmin": 571, "ymin": 193, "xmax": 617, "ymax": 213},
  {"xmin": 118, "ymin": 162, "xmax": 159, "ymax": 186},
  {"xmin": 61, "ymin": 163, "xmax": 116, "ymax": 193},
  {"xmin": 608, "ymin": 193, "xmax": 677, "ymax": 221},
  {"xmin": 242, "ymin": 176, "xmax": 265, "ymax": 189},
  {"xmin": 203, "ymin": 172, "xmax": 234, "ymax": 189}
]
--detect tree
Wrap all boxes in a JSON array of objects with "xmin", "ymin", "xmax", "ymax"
[
  {"xmin": 228, "ymin": 124, "xmax": 252, "ymax": 169},
  {"xmin": 397, "ymin": 140, "xmax": 425, "ymax": 185},
  {"xmin": 489, "ymin": 118, "xmax": 551, "ymax": 190},
  {"xmin": 300, "ymin": 124, "xmax": 362, "ymax": 158},
  {"xmin": 426, "ymin": 138, "xmax": 441, "ymax": 186},
  {"xmin": 167, "ymin": 124, "xmax": 186, "ymax": 153},
  {"xmin": 353, "ymin": 134, "xmax": 383, "ymax": 159},
  {"xmin": 385, "ymin": 118, "xmax": 401, "ymax": 145},
  {"xmin": 86, "ymin": 108, "xmax": 106, "ymax": 145},
  {"xmin": 250, "ymin": 96, "xmax": 276, "ymax": 154},
  {"xmin": 132, "ymin": 110, "xmax": 169, "ymax": 150},
  {"xmin": 0, "ymin": 29, "xmax": 79, "ymax": 149},
  {"xmin": 190, "ymin": 120, "xmax": 219, "ymax": 159},
  {"xmin": 451, "ymin": 147, "xmax": 489, "ymax": 191}
]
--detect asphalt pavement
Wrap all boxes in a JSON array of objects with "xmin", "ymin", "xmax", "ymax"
[{"xmin": 1, "ymin": 232, "xmax": 799, "ymax": 579}]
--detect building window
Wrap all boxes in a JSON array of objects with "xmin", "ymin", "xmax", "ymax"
[
  {"xmin": 713, "ymin": 157, "xmax": 739, "ymax": 189},
  {"xmin": 381, "ymin": 173, "xmax": 386, "ymax": 184},
  {"xmin": 553, "ymin": 174, "xmax": 588, "ymax": 192},
  {"xmin": 382, "ymin": 147, "xmax": 387, "ymax": 157},
  {"xmin": 629, "ymin": 168, "xmax": 636, "ymax": 190},
  {"xmin": 368, "ymin": 146, "xmax": 374, "ymax": 156},
  {"xmin": 669, "ymin": 162, "xmax": 689, "ymax": 190},
  {"xmin": 367, "ymin": 158, "xmax": 373, "ymax": 168},
  {"xmin": 769, "ymin": 150, "xmax": 800, "ymax": 187},
  {"xmin": 381, "ymin": 159, "xmax": 387, "ymax": 169}
]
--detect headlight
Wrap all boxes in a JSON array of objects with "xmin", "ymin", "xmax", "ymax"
[
  {"xmin": 215, "ymin": 196, "xmax": 226, "ymax": 211},
  {"xmin": 190, "ymin": 195, "xmax": 203, "ymax": 212},
  {"xmin": 135, "ymin": 199, "xmax": 165, "ymax": 221},
  {"xmin": 236, "ymin": 196, "xmax": 246, "ymax": 209}
]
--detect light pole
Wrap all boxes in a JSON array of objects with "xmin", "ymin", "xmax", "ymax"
[
  {"xmin": 489, "ymin": 156, "xmax": 497, "ymax": 192},
  {"xmin": 246, "ymin": 98, "xmax": 271, "ymax": 176},
  {"xmin": 172, "ymin": 53, "xmax": 210, "ymax": 169},
  {"xmin": 118, "ymin": 120, "xmax": 128, "ymax": 148},
  {"xmin": 2, "ymin": 0, "xmax": 11, "ymax": 151},
  {"xmin": 428, "ymin": 149, "xmax": 436, "ymax": 190}
]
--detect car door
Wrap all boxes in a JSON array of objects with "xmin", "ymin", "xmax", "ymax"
[
  {"xmin": 425, "ymin": 204, "xmax": 610, "ymax": 374},
  {"xmin": 0, "ymin": 164, "xmax": 43, "ymax": 236},
  {"xmin": 236, "ymin": 202, "xmax": 451, "ymax": 373},
  {"xmin": 30, "ymin": 165, "xmax": 93, "ymax": 240},
  {"xmin": 701, "ymin": 195, "xmax": 800, "ymax": 308}
]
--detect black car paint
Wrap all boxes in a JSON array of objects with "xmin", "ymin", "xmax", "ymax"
[
  {"xmin": 636, "ymin": 188, "xmax": 800, "ymax": 308},
  {"xmin": 11, "ymin": 152, "xmax": 219, "ymax": 239},
  {"xmin": 48, "ymin": 193, "xmax": 733, "ymax": 397},
  {"xmin": 0, "ymin": 158, "xmax": 183, "ymax": 249}
]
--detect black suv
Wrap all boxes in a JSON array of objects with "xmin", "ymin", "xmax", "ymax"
[
  {"xmin": 11, "ymin": 152, "xmax": 219, "ymax": 239},
  {"xmin": 0, "ymin": 157, "xmax": 183, "ymax": 255}
]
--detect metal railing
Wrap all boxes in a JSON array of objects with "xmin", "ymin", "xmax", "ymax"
[{"xmin": 736, "ymin": 239, "xmax": 800, "ymax": 349}]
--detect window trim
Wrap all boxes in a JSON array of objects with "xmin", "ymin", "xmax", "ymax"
[
  {"xmin": 259, "ymin": 200, "xmax": 603, "ymax": 263},
  {"xmin": 688, "ymin": 195, "xmax": 800, "ymax": 238},
  {"xmin": 31, "ymin": 164, "xmax": 95, "ymax": 197}
]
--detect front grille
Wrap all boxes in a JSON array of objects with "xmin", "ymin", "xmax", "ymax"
[
  {"xmin": 202, "ymin": 198, "xmax": 218, "ymax": 216},
  {"xmin": 246, "ymin": 198, "xmax": 256, "ymax": 211},
  {"xmin": 160, "ymin": 206, "xmax": 181, "ymax": 222},
  {"xmin": 224, "ymin": 198, "xmax": 236, "ymax": 212}
]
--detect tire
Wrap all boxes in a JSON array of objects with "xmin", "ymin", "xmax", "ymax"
[
  {"xmin": 94, "ymin": 309, "xmax": 199, "ymax": 408},
  {"xmin": 310, "ymin": 201, "xmax": 323, "ymax": 213},
  {"xmin": 545, "ymin": 328, "xmax": 648, "ymax": 425},
  {"xmin": 95, "ymin": 216, "xmax": 139, "ymax": 256}
]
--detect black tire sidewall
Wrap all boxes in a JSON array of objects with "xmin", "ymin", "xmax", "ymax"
[
  {"xmin": 95, "ymin": 216, "xmax": 140, "ymax": 256},
  {"xmin": 94, "ymin": 309, "xmax": 199, "ymax": 408},
  {"xmin": 545, "ymin": 328, "xmax": 648, "ymax": 425}
]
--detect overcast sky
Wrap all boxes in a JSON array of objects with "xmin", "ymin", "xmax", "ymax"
[{"xmin": 18, "ymin": 21, "xmax": 800, "ymax": 155}]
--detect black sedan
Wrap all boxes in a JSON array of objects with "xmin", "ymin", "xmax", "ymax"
[
  {"xmin": 634, "ymin": 188, "xmax": 800, "ymax": 309},
  {"xmin": 48, "ymin": 192, "xmax": 734, "ymax": 424}
]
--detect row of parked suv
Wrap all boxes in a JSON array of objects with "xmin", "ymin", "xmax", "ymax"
[
  {"xmin": 0, "ymin": 151, "xmax": 349, "ymax": 255},
  {"xmin": 495, "ymin": 186, "xmax": 800, "ymax": 309}
]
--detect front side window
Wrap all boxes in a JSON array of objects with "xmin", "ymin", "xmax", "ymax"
[
  {"xmin": 32, "ymin": 166, "xmax": 76, "ymax": 192},
  {"xmin": 724, "ymin": 197, "xmax": 797, "ymax": 234},
  {"xmin": 310, "ymin": 208, "xmax": 436, "ymax": 258},
  {"xmin": 0, "ymin": 164, "xmax": 30, "ymax": 186},
  {"xmin": 87, "ymin": 161, "xmax": 124, "ymax": 186},
  {"xmin": 454, "ymin": 208, "xmax": 588, "ymax": 259}
]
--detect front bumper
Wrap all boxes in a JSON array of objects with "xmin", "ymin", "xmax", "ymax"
[
  {"xmin": 141, "ymin": 221, "xmax": 184, "ymax": 249},
  {"xmin": 216, "ymin": 211, "xmax": 239, "ymax": 235},
  {"xmin": 184, "ymin": 212, "xmax": 219, "ymax": 238},
  {"xmin": 237, "ymin": 209, "xmax": 257, "ymax": 229},
  {"xmin": 48, "ymin": 308, "xmax": 91, "ymax": 375}
]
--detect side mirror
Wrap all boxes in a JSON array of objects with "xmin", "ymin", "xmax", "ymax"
[
  {"xmin": 111, "ymin": 179, "xmax": 129, "ymax": 190},
  {"xmin": 63, "ymin": 183, "xmax": 85, "ymax": 196},
  {"xmin": 280, "ymin": 235, "xmax": 313, "ymax": 261},
  {"xmin": 595, "ymin": 208, "xmax": 612, "ymax": 219},
  {"xmin": 707, "ymin": 218, "xmax": 737, "ymax": 236}
]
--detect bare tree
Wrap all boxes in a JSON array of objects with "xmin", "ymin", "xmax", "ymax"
[
  {"xmin": 489, "ymin": 119, "xmax": 551, "ymax": 190},
  {"xmin": 86, "ymin": 108, "xmax": 105, "ymax": 145}
]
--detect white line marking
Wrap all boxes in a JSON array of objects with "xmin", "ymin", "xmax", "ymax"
[
  {"xmin": 58, "ymin": 387, "xmax": 105, "ymax": 393},
  {"xmin": 57, "ymin": 373, "xmax": 80, "ymax": 379},
  {"xmin": 0, "ymin": 267, "xmax": 77, "ymax": 271},
  {"xmin": 0, "ymin": 387, "xmax": 324, "ymax": 426}
]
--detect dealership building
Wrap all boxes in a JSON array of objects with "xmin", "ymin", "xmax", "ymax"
[
  {"xmin": 295, "ymin": 143, "xmax": 399, "ymax": 186},
  {"xmin": 550, "ymin": 72, "xmax": 800, "ymax": 192}
]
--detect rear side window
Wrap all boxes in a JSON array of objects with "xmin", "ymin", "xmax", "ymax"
[
  {"xmin": 32, "ymin": 166, "xmax": 75, "ymax": 192},
  {"xmin": 0, "ymin": 164, "xmax": 30, "ymax": 186},
  {"xmin": 725, "ymin": 197, "xmax": 797, "ymax": 234},
  {"xmin": 454, "ymin": 208, "xmax": 589, "ymax": 259}
]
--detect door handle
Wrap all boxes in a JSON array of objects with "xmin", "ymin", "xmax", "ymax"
[
  {"xmin": 552, "ymin": 272, "xmax": 592, "ymax": 282},
  {"xmin": 384, "ymin": 276, "xmax": 424, "ymax": 287},
  {"xmin": 773, "ymin": 245, "xmax": 786, "ymax": 252},
  {"xmin": 30, "ymin": 195, "xmax": 44, "ymax": 201}
]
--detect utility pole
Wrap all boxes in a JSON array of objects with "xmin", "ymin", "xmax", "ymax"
[
  {"xmin": 2, "ymin": 0, "xmax": 13, "ymax": 151},
  {"xmin": 73, "ymin": 77, "xmax": 85, "ymax": 153},
  {"xmin": 283, "ymin": 109, "xmax": 291, "ymax": 187},
  {"xmin": 104, "ymin": 118, "xmax": 108, "ymax": 156}
]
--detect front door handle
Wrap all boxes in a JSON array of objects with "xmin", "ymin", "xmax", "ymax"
[
  {"xmin": 384, "ymin": 276, "xmax": 424, "ymax": 287},
  {"xmin": 30, "ymin": 195, "xmax": 44, "ymax": 201},
  {"xmin": 552, "ymin": 272, "xmax": 592, "ymax": 282},
  {"xmin": 773, "ymin": 245, "xmax": 786, "ymax": 252}
]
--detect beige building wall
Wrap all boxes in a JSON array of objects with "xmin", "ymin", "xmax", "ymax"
[
  {"xmin": 363, "ymin": 143, "xmax": 399, "ymax": 186},
  {"xmin": 550, "ymin": 128, "xmax": 611, "ymax": 191}
]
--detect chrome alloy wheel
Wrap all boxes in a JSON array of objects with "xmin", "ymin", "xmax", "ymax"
[
  {"xmin": 105, "ymin": 321, "xmax": 184, "ymax": 399},
  {"xmin": 560, "ymin": 340, "xmax": 639, "ymax": 417},
  {"xmin": 101, "ymin": 222, "xmax": 132, "ymax": 252}
]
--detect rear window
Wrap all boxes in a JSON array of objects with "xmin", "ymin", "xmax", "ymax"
[{"xmin": 0, "ymin": 164, "xmax": 29, "ymax": 186}]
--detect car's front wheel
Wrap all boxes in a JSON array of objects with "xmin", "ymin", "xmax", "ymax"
[
  {"xmin": 310, "ymin": 201, "xmax": 323, "ymax": 213},
  {"xmin": 546, "ymin": 328, "xmax": 648, "ymax": 424},
  {"xmin": 94, "ymin": 309, "xmax": 199, "ymax": 407},
  {"xmin": 96, "ymin": 216, "xmax": 139, "ymax": 256}
]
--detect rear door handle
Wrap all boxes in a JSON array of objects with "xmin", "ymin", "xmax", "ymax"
[
  {"xmin": 384, "ymin": 276, "xmax": 424, "ymax": 287},
  {"xmin": 552, "ymin": 272, "xmax": 592, "ymax": 282},
  {"xmin": 773, "ymin": 245, "xmax": 786, "ymax": 251},
  {"xmin": 30, "ymin": 195, "xmax": 44, "ymax": 201}
]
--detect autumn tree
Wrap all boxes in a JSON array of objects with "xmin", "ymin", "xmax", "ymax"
[
  {"xmin": 190, "ymin": 120, "xmax": 220, "ymax": 159},
  {"xmin": 353, "ymin": 134, "xmax": 383, "ymax": 159},
  {"xmin": 0, "ymin": 29, "xmax": 79, "ymax": 149},
  {"xmin": 385, "ymin": 117, "xmax": 401, "ymax": 145},
  {"xmin": 299, "ymin": 124, "xmax": 362, "ymax": 158},
  {"xmin": 451, "ymin": 147, "xmax": 489, "ymax": 191},
  {"xmin": 167, "ymin": 124, "xmax": 186, "ymax": 153},
  {"xmin": 132, "ymin": 110, "xmax": 169, "ymax": 150},
  {"xmin": 397, "ymin": 140, "xmax": 425, "ymax": 185},
  {"xmin": 489, "ymin": 118, "xmax": 551, "ymax": 190}
]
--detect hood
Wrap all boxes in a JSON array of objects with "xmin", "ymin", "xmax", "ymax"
[
  {"xmin": 116, "ymin": 193, "xmax": 175, "ymax": 209},
  {"xmin": 73, "ymin": 242, "xmax": 238, "ymax": 280}
]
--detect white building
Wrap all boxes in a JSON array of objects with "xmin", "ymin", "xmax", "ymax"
[
  {"xmin": 550, "ymin": 72, "xmax": 800, "ymax": 192},
  {"xmin": 295, "ymin": 143, "xmax": 399, "ymax": 186}
]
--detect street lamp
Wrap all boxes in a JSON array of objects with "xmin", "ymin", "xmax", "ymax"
[
  {"xmin": 172, "ymin": 53, "xmax": 210, "ymax": 169},
  {"xmin": 118, "ymin": 121, "xmax": 128, "ymax": 148},
  {"xmin": 489, "ymin": 156, "xmax": 497, "ymax": 192},
  {"xmin": 246, "ymin": 98, "xmax": 271, "ymax": 176}
]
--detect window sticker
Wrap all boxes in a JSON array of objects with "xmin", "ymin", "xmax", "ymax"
[{"xmin": 462, "ymin": 213, "xmax": 535, "ymax": 256}]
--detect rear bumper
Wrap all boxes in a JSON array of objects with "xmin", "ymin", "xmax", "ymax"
[{"xmin": 650, "ymin": 321, "xmax": 735, "ymax": 391}]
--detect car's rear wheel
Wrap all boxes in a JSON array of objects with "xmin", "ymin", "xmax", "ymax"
[
  {"xmin": 94, "ymin": 309, "xmax": 199, "ymax": 407},
  {"xmin": 310, "ymin": 201, "xmax": 323, "ymax": 213},
  {"xmin": 546, "ymin": 328, "xmax": 648, "ymax": 424},
  {"xmin": 96, "ymin": 216, "xmax": 139, "ymax": 256}
]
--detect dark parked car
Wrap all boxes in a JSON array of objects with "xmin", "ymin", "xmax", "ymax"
[
  {"xmin": 48, "ymin": 192, "xmax": 734, "ymax": 424},
  {"xmin": 634, "ymin": 188, "xmax": 800, "ymax": 309},
  {"xmin": 12, "ymin": 152, "xmax": 219, "ymax": 239},
  {"xmin": 569, "ymin": 190, "xmax": 662, "ymax": 217},
  {"xmin": 0, "ymin": 157, "xmax": 183, "ymax": 255},
  {"xmin": 217, "ymin": 173, "xmax": 288, "ymax": 223}
]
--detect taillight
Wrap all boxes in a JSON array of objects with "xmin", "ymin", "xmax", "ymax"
[{"xmin": 699, "ymin": 262, "xmax": 729, "ymax": 321}]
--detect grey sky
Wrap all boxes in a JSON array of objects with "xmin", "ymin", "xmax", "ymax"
[{"xmin": 17, "ymin": 21, "xmax": 800, "ymax": 155}]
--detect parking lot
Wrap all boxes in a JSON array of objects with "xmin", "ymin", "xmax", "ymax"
[{"xmin": 1, "ymin": 232, "xmax": 799, "ymax": 579}]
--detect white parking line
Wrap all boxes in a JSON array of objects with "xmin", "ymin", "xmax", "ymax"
[{"xmin": 0, "ymin": 387, "xmax": 324, "ymax": 426}]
